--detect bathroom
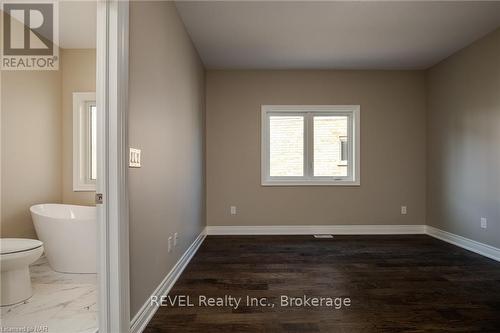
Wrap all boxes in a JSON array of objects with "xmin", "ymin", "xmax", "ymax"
[{"xmin": 1, "ymin": 2, "xmax": 99, "ymax": 332}]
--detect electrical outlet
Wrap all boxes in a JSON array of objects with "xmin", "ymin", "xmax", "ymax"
[
  {"xmin": 230, "ymin": 206, "xmax": 237, "ymax": 215},
  {"xmin": 401, "ymin": 206, "xmax": 407, "ymax": 215},
  {"xmin": 174, "ymin": 233, "xmax": 178, "ymax": 247},
  {"xmin": 168, "ymin": 236, "xmax": 172, "ymax": 252},
  {"xmin": 481, "ymin": 217, "xmax": 487, "ymax": 229}
]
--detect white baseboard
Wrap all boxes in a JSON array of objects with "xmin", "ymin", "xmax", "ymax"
[
  {"xmin": 425, "ymin": 226, "xmax": 500, "ymax": 262},
  {"xmin": 206, "ymin": 224, "xmax": 426, "ymax": 235},
  {"xmin": 130, "ymin": 229, "xmax": 206, "ymax": 333}
]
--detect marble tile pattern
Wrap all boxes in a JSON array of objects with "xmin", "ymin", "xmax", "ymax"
[{"xmin": 0, "ymin": 257, "xmax": 98, "ymax": 333}]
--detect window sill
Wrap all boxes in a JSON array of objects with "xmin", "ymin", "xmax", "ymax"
[
  {"xmin": 73, "ymin": 185, "xmax": 96, "ymax": 192},
  {"xmin": 261, "ymin": 179, "xmax": 360, "ymax": 187}
]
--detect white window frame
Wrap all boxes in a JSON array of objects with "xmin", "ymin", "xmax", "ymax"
[
  {"xmin": 261, "ymin": 105, "xmax": 360, "ymax": 186},
  {"xmin": 73, "ymin": 92, "xmax": 97, "ymax": 191}
]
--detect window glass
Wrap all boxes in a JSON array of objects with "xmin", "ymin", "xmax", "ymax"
[
  {"xmin": 90, "ymin": 104, "xmax": 97, "ymax": 181},
  {"xmin": 269, "ymin": 116, "xmax": 304, "ymax": 177},
  {"xmin": 313, "ymin": 116, "xmax": 348, "ymax": 177}
]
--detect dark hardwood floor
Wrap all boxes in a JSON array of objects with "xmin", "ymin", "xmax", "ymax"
[{"xmin": 145, "ymin": 235, "xmax": 500, "ymax": 333}]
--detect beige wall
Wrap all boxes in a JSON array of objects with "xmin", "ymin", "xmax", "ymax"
[
  {"xmin": 206, "ymin": 70, "xmax": 426, "ymax": 227},
  {"xmin": 1, "ymin": 70, "xmax": 62, "ymax": 238},
  {"xmin": 0, "ymin": 49, "xmax": 95, "ymax": 237},
  {"xmin": 426, "ymin": 28, "xmax": 500, "ymax": 248},
  {"xmin": 128, "ymin": 1, "xmax": 205, "ymax": 317},
  {"xmin": 61, "ymin": 49, "xmax": 96, "ymax": 206}
]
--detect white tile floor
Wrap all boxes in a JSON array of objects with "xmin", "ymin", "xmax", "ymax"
[{"xmin": 0, "ymin": 257, "xmax": 98, "ymax": 333}]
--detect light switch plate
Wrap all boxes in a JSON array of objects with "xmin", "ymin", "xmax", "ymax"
[{"xmin": 129, "ymin": 148, "xmax": 141, "ymax": 168}]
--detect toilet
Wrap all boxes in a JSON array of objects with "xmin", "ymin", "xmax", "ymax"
[{"xmin": 0, "ymin": 238, "xmax": 43, "ymax": 306}]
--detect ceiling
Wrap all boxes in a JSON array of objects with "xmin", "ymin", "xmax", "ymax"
[
  {"xmin": 59, "ymin": 1, "xmax": 96, "ymax": 49},
  {"xmin": 175, "ymin": 1, "xmax": 500, "ymax": 70}
]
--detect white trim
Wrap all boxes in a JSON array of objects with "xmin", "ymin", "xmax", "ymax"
[
  {"xmin": 97, "ymin": 1, "xmax": 130, "ymax": 333},
  {"xmin": 73, "ymin": 92, "xmax": 96, "ymax": 191},
  {"xmin": 206, "ymin": 225, "xmax": 425, "ymax": 235},
  {"xmin": 261, "ymin": 105, "xmax": 360, "ymax": 186},
  {"xmin": 425, "ymin": 226, "xmax": 500, "ymax": 262},
  {"xmin": 130, "ymin": 230, "xmax": 207, "ymax": 333},
  {"xmin": 205, "ymin": 225, "xmax": 500, "ymax": 262}
]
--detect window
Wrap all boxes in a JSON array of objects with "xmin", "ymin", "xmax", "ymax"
[
  {"xmin": 261, "ymin": 105, "xmax": 360, "ymax": 186},
  {"xmin": 73, "ymin": 92, "xmax": 97, "ymax": 191},
  {"xmin": 269, "ymin": 115, "xmax": 304, "ymax": 177}
]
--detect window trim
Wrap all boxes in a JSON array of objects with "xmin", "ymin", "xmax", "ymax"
[
  {"xmin": 73, "ymin": 92, "xmax": 97, "ymax": 191},
  {"xmin": 261, "ymin": 105, "xmax": 360, "ymax": 186}
]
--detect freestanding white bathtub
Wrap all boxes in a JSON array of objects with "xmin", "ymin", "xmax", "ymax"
[{"xmin": 30, "ymin": 204, "xmax": 96, "ymax": 273}]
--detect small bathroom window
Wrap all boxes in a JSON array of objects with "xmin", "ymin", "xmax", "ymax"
[{"xmin": 73, "ymin": 92, "xmax": 97, "ymax": 191}]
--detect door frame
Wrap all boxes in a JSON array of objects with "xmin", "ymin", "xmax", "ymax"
[{"xmin": 96, "ymin": 1, "xmax": 130, "ymax": 332}]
